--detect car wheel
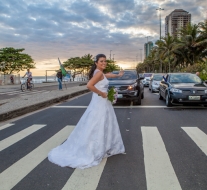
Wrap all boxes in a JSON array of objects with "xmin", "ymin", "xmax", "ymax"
[
  {"xmin": 133, "ymin": 94, "xmax": 141, "ymax": 105},
  {"xmin": 166, "ymin": 93, "xmax": 172, "ymax": 107},
  {"xmin": 159, "ymin": 91, "xmax": 163, "ymax": 100},
  {"xmin": 141, "ymin": 92, "xmax": 144, "ymax": 99}
]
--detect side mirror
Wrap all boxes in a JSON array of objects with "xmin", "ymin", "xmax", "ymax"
[{"xmin": 139, "ymin": 77, "xmax": 144, "ymax": 80}]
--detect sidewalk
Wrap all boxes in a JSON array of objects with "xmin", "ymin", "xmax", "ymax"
[
  {"xmin": 0, "ymin": 85, "xmax": 89, "ymax": 122},
  {"xmin": 0, "ymin": 81, "xmax": 83, "ymax": 92}
]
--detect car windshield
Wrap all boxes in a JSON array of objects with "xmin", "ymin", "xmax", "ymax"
[
  {"xmin": 170, "ymin": 74, "xmax": 202, "ymax": 83},
  {"xmin": 108, "ymin": 71, "xmax": 137, "ymax": 80},
  {"xmin": 153, "ymin": 75, "xmax": 163, "ymax": 81},
  {"xmin": 143, "ymin": 73, "xmax": 152, "ymax": 77}
]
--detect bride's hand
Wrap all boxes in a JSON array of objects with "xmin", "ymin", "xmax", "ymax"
[
  {"xmin": 100, "ymin": 92, "xmax": 107, "ymax": 98},
  {"xmin": 118, "ymin": 70, "xmax": 124, "ymax": 77}
]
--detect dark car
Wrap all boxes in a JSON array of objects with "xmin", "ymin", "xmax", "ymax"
[
  {"xmin": 159, "ymin": 73, "xmax": 207, "ymax": 107},
  {"xmin": 108, "ymin": 70, "xmax": 144, "ymax": 105}
]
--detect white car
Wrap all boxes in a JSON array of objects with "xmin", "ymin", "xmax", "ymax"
[
  {"xmin": 142, "ymin": 73, "xmax": 152, "ymax": 87},
  {"xmin": 149, "ymin": 73, "xmax": 163, "ymax": 92}
]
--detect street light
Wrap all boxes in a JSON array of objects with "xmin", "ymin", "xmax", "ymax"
[
  {"xmin": 156, "ymin": 7, "xmax": 164, "ymax": 40},
  {"xmin": 139, "ymin": 49, "xmax": 143, "ymax": 62},
  {"xmin": 110, "ymin": 50, "xmax": 112, "ymax": 60}
]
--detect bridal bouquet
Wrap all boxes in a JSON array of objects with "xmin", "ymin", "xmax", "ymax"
[{"xmin": 107, "ymin": 87, "xmax": 118, "ymax": 104}]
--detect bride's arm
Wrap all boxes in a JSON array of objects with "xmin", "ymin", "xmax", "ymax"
[
  {"xmin": 105, "ymin": 70, "xmax": 124, "ymax": 78},
  {"xmin": 87, "ymin": 71, "xmax": 107, "ymax": 98}
]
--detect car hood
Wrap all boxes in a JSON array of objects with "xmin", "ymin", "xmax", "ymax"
[
  {"xmin": 172, "ymin": 83, "xmax": 207, "ymax": 89},
  {"xmin": 109, "ymin": 79, "xmax": 136, "ymax": 85}
]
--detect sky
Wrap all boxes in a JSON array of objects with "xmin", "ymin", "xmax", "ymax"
[{"xmin": 0, "ymin": 0, "xmax": 206, "ymax": 76}]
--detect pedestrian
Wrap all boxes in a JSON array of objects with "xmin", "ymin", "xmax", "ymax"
[
  {"xmin": 48, "ymin": 54, "xmax": 125, "ymax": 169},
  {"xmin": 10, "ymin": 75, "xmax": 14, "ymax": 84},
  {"xmin": 56, "ymin": 69, "xmax": 63, "ymax": 90}
]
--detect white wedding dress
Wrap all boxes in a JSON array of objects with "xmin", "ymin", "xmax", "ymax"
[{"xmin": 48, "ymin": 69, "xmax": 125, "ymax": 169}]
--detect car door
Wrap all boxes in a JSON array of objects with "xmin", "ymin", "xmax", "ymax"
[
  {"xmin": 149, "ymin": 75, "xmax": 153, "ymax": 89},
  {"xmin": 160, "ymin": 75, "xmax": 168, "ymax": 97},
  {"xmin": 161, "ymin": 74, "xmax": 169, "ymax": 98}
]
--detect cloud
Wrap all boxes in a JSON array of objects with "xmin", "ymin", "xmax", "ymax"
[{"xmin": 0, "ymin": 0, "xmax": 206, "ymax": 75}]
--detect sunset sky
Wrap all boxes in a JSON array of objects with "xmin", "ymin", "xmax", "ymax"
[{"xmin": 0, "ymin": 0, "xmax": 206, "ymax": 76}]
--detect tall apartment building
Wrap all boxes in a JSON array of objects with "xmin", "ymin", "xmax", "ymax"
[
  {"xmin": 144, "ymin": 41, "xmax": 153, "ymax": 58},
  {"xmin": 165, "ymin": 9, "xmax": 191, "ymax": 38}
]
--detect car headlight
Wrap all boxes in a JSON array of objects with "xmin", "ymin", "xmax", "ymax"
[
  {"xmin": 205, "ymin": 90, "xmax": 207, "ymax": 93},
  {"xmin": 128, "ymin": 83, "xmax": 137, "ymax": 90},
  {"xmin": 170, "ymin": 88, "xmax": 182, "ymax": 93}
]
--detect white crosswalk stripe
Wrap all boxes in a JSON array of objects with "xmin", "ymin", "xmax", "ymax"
[
  {"xmin": 0, "ymin": 123, "xmax": 15, "ymax": 131},
  {"xmin": 182, "ymin": 127, "xmax": 207, "ymax": 156},
  {"xmin": 0, "ymin": 90, "xmax": 49, "ymax": 96},
  {"xmin": 0, "ymin": 124, "xmax": 46, "ymax": 151},
  {"xmin": 1, "ymin": 123, "xmax": 207, "ymax": 189},
  {"xmin": 0, "ymin": 125, "xmax": 74, "ymax": 190},
  {"xmin": 141, "ymin": 127, "xmax": 182, "ymax": 190},
  {"xmin": 62, "ymin": 158, "xmax": 107, "ymax": 190}
]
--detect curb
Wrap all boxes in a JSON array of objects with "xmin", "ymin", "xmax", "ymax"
[{"xmin": 0, "ymin": 89, "xmax": 90, "ymax": 122}]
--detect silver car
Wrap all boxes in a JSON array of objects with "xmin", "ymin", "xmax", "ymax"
[
  {"xmin": 149, "ymin": 73, "xmax": 163, "ymax": 93},
  {"xmin": 142, "ymin": 73, "xmax": 152, "ymax": 87}
]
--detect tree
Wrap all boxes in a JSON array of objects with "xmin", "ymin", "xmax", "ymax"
[
  {"xmin": 0, "ymin": 47, "xmax": 35, "ymax": 74},
  {"xmin": 104, "ymin": 59, "xmax": 121, "ymax": 73},
  {"xmin": 63, "ymin": 54, "xmax": 93, "ymax": 81}
]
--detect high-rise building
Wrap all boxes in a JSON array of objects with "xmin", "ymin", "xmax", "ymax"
[
  {"xmin": 144, "ymin": 41, "xmax": 153, "ymax": 58},
  {"xmin": 165, "ymin": 9, "xmax": 191, "ymax": 38}
]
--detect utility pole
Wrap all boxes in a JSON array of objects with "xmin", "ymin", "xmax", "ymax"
[{"xmin": 156, "ymin": 8, "xmax": 164, "ymax": 40}]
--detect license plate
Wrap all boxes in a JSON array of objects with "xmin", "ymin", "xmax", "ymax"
[
  {"xmin": 189, "ymin": 96, "xmax": 200, "ymax": 100},
  {"xmin": 117, "ymin": 94, "xmax": 123, "ymax": 98}
]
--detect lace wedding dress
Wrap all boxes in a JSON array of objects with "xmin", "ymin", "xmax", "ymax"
[{"xmin": 48, "ymin": 69, "xmax": 125, "ymax": 169}]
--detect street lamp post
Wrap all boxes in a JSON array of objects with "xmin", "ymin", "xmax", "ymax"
[
  {"xmin": 139, "ymin": 49, "xmax": 143, "ymax": 62},
  {"xmin": 156, "ymin": 8, "xmax": 164, "ymax": 40},
  {"xmin": 110, "ymin": 50, "xmax": 112, "ymax": 60}
]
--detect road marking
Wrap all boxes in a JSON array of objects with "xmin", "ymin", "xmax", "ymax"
[
  {"xmin": 182, "ymin": 127, "xmax": 207, "ymax": 156},
  {"xmin": 0, "ymin": 124, "xmax": 46, "ymax": 151},
  {"xmin": 0, "ymin": 123, "xmax": 15, "ymax": 131},
  {"xmin": 52, "ymin": 106, "xmax": 167, "ymax": 108},
  {"xmin": 52, "ymin": 105, "xmax": 207, "ymax": 109},
  {"xmin": 141, "ymin": 127, "xmax": 182, "ymax": 190},
  {"xmin": 62, "ymin": 158, "xmax": 107, "ymax": 190},
  {"xmin": 0, "ymin": 125, "xmax": 74, "ymax": 190}
]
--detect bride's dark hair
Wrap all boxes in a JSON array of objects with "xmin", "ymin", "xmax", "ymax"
[{"xmin": 88, "ymin": 54, "xmax": 106, "ymax": 80}]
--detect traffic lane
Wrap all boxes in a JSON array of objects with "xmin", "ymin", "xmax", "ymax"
[
  {"xmin": 0, "ymin": 106, "xmax": 87, "ymax": 173},
  {"xmin": 1, "ymin": 91, "xmax": 207, "ymax": 189},
  {"xmin": 58, "ymin": 88, "xmax": 165, "ymax": 107},
  {"xmin": 119, "ymin": 107, "xmax": 207, "ymax": 190}
]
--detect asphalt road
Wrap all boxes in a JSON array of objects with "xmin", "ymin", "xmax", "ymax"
[
  {"xmin": 0, "ymin": 82, "xmax": 84, "ymax": 100},
  {"xmin": 0, "ymin": 88, "xmax": 207, "ymax": 190}
]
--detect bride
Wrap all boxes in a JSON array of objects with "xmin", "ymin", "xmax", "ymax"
[{"xmin": 48, "ymin": 54, "xmax": 125, "ymax": 169}]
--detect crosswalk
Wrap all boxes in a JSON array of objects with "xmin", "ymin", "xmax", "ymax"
[
  {"xmin": 0, "ymin": 89, "xmax": 50, "ymax": 97},
  {"xmin": 0, "ymin": 123, "xmax": 207, "ymax": 190}
]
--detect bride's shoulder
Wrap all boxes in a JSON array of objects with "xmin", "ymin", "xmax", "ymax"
[{"xmin": 93, "ymin": 69, "xmax": 103, "ymax": 76}]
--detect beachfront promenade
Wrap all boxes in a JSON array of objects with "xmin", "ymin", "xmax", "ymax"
[{"xmin": 0, "ymin": 82, "xmax": 89, "ymax": 122}]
